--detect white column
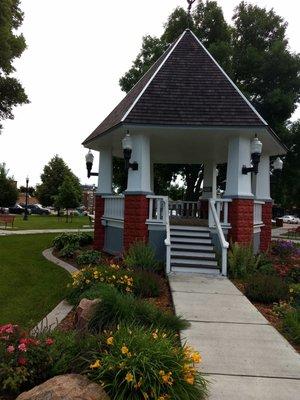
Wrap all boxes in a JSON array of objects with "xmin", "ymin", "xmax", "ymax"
[
  {"xmin": 97, "ymin": 147, "xmax": 112, "ymax": 194},
  {"xmin": 224, "ymin": 136, "xmax": 253, "ymax": 198},
  {"xmin": 126, "ymin": 134, "xmax": 151, "ymax": 193},
  {"xmin": 253, "ymin": 154, "xmax": 271, "ymax": 200},
  {"xmin": 202, "ymin": 161, "xmax": 217, "ymax": 199}
]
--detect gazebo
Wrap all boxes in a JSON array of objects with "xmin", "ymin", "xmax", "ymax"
[{"xmin": 82, "ymin": 29, "xmax": 285, "ymax": 275}]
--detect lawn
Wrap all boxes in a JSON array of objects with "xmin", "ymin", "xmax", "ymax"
[
  {"xmin": 0, "ymin": 234, "xmax": 71, "ymax": 328},
  {"xmin": 1, "ymin": 214, "xmax": 91, "ymax": 230}
]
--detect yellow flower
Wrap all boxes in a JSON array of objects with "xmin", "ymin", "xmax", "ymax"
[
  {"xmin": 125, "ymin": 372, "xmax": 134, "ymax": 382},
  {"xmin": 90, "ymin": 359, "xmax": 101, "ymax": 369},
  {"xmin": 159, "ymin": 370, "xmax": 173, "ymax": 386},
  {"xmin": 121, "ymin": 345, "xmax": 129, "ymax": 354},
  {"xmin": 190, "ymin": 351, "xmax": 202, "ymax": 363},
  {"xmin": 152, "ymin": 330, "xmax": 158, "ymax": 339},
  {"xmin": 184, "ymin": 374, "xmax": 195, "ymax": 385},
  {"xmin": 107, "ymin": 336, "xmax": 114, "ymax": 345}
]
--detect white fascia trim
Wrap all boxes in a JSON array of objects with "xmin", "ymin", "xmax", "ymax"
[
  {"xmin": 121, "ymin": 31, "xmax": 187, "ymax": 122},
  {"xmin": 189, "ymin": 30, "xmax": 268, "ymax": 126}
]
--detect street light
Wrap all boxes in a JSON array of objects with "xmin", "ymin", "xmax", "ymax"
[
  {"xmin": 242, "ymin": 135, "xmax": 263, "ymax": 175},
  {"xmin": 122, "ymin": 132, "xmax": 138, "ymax": 172},
  {"xmin": 23, "ymin": 176, "xmax": 29, "ymax": 221},
  {"xmin": 85, "ymin": 150, "xmax": 99, "ymax": 178},
  {"xmin": 273, "ymin": 157, "xmax": 283, "ymax": 171}
]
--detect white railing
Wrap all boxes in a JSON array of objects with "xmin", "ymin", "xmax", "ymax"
[
  {"xmin": 208, "ymin": 198, "xmax": 231, "ymax": 227},
  {"xmin": 102, "ymin": 195, "xmax": 124, "ymax": 220},
  {"xmin": 209, "ymin": 199, "xmax": 229, "ymax": 276},
  {"xmin": 147, "ymin": 195, "xmax": 171, "ymax": 274},
  {"xmin": 169, "ymin": 201, "xmax": 200, "ymax": 218},
  {"xmin": 254, "ymin": 200, "xmax": 264, "ymax": 225}
]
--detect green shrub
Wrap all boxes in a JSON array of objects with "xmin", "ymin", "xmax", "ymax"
[
  {"xmin": 76, "ymin": 250, "xmax": 101, "ymax": 266},
  {"xmin": 88, "ymin": 284, "xmax": 189, "ymax": 333},
  {"xmin": 286, "ymin": 267, "xmax": 300, "ymax": 284},
  {"xmin": 124, "ymin": 240, "xmax": 159, "ymax": 271},
  {"xmin": 86, "ymin": 325, "xmax": 208, "ymax": 400},
  {"xmin": 59, "ymin": 242, "xmax": 80, "ymax": 258},
  {"xmin": 66, "ymin": 264, "xmax": 134, "ymax": 305},
  {"xmin": 282, "ymin": 309, "xmax": 300, "ymax": 345},
  {"xmin": 228, "ymin": 242, "xmax": 258, "ymax": 279},
  {"xmin": 133, "ymin": 270, "xmax": 161, "ymax": 298},
  {"xmin": 52, "ymin": 232, "xmax": 93, "ymax": 251},
  {"xmin": 290, "ymin": 283, "xmax": 300, "ymax": 307},
  {"xmin": 245, "ymin": 274, "xmax": 289, "ymax": 304}
]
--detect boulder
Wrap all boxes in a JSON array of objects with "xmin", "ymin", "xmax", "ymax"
[
  {"xmin": 16, "ymin": 374, "xmax": 110, "ymax": 400},
  {"xmin": 75, "ymin": 298, "xmax": 101, "ymax": 330}
]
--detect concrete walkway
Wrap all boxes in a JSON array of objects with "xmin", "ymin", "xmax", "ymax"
[
  {"xmin": 0, "ymin": 228, "xmax": 93, "ymax": 236},
  {"xmin": 169, "ymin": 273, "xmax": 300, "ymax": 400}
]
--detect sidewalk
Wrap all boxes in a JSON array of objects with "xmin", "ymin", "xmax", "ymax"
[
  {"xmin": 0, "ymin": 228, "xmax": 93, "ymax": 236},
  {"xmin": 169, "ymin": 273, "xmax": 300, "ymax": 400}
]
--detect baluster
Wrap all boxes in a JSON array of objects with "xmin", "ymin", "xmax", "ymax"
[
  {"xmin": 157, "ymin": 199, "xmax": 161, "ymax": 221},
  {"xmin": 216, "ymin": 202, "xmax": 221, "ymax": 221},
  {"xmin": 224, "ymin": 202, "xmax": 228, "ymax": 224},
  {"xmin": 149, "ymin": 198, "xmax": 153, "ymax": 221}
]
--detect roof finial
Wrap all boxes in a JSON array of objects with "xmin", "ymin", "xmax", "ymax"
[{"xmin": 187, "ymin": 0, "xmax": 196, "ymax": 28}]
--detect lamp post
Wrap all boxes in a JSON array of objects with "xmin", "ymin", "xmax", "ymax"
[
  {"xmin": 85, "ymin": 150, "xmax": 99, "ymax": 178},
  {"xmin": 23, "ymin": 176, "xmax": 29, "ymax": 221},
  {"xmin": 122, "ymin": 132, "xmax": 138, "ymax": 172},
  {"xmin": 242, "ymin": 135, "xmax": 263, "ymax": 175}
]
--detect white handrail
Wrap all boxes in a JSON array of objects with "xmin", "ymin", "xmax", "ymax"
[
  {"xmin": 209, "ymin": 199, "xmax": 229, "ymax": 276},
  {"xmin": 163, "ymin": 197, "xmax": 171, "ymax": 274}
]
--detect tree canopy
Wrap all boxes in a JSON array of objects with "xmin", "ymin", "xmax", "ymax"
[
  {"xmin": 0, "ymin": 0, "xmax": 29, "ymax": 132},
  {"xmin": 36, "ymin": 155, "xmax": 82, "ymax": 207},
  {"xmin": 0, "ymin": 163, "xmax": 19, "ymax": 207},
  {"xmin": 118, "ymin": 0, "xmax": 300, "ymax": 207},
  {"xmin": 54, "ymin": 176, "xmax": 82, "ymax": 221}
]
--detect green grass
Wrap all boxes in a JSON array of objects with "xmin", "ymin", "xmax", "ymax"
[
  {"xmin": 0, "ymin": 214, "xmax": 91, "ymax": 230},
  {"xmin": 0, "ymin": 234, "xmax": 71, "ymax": 329}
]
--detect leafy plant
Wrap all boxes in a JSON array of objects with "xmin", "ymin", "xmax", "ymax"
[
  {"xmin": 124, "ymin": 241, "xmax": 159, "ymax": 271},
  {"xmin": 85, "ymin": 325, "xmax": 208, "ymax": 400},
  {"xmin": 271, "ymin": 240, "xmax": 299, "ymax": 263},
  {"xmin": 133, "ymin": 270, "xmax": 161, "ymax": 298},
  {"xmin": 245, "ymin": 274, "xmax": 289, "ymax": 304},
  {"xmin": 59, "ymin": 242, "xmax": 80, "ymax": 258},
  {"xmin": 88, "ymin": 284, "xmax": 189, "ymax": 333},
  {"xmin": 228, "ymin": 242, "xmax": 258, "ymax": 279},
  {"xmin": 282, "ymin": 309, "xmax": 300, "ymax": 345},
  {"xmin": 52, "ymin": 232, "xmax": 93, "ymax": 251},
  {"xmin": 289, "ymin": 283, "xmax": 300, "ymax": 307},
  {"xmin": 285, "ymin": 267, "xmax": 300, "ymax": 284},
  {"xmin": 76, "ymin": 250, "xmax": 101, "ymax": 266}
]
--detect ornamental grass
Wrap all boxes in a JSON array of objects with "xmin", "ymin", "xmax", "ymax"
[
  {"xmin": 87, "ymin": 284, "xmax": 189, "ymax": 333},
  {"xmin": 85, "ymin": 325, "xmax": 208, "ymax": 400}
]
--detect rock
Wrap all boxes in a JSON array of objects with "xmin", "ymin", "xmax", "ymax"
[
  {"xmin": 16, "ymin": 374, "xmax": 110, "ymax": 400},
  {"xmin": 75, "ymin": 298, "xmax": 101, "ymax": 330}
]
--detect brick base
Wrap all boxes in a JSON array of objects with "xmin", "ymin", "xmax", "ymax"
[
  {"xmin": 124, "ymin": 195, "xmax": 149, "ymax": 251},
  {"xmin": 260, "ymin": 201, "xmax": 272, "ymax": 251},
  {"xmin": 228, "ymin": 198, "xmax": 254, "ymax": 245},
  {"xmin": 93, "ymin": 196, "xmax": 105, "ymax": 250}
]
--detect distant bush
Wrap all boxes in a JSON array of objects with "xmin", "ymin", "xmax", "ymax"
[
  {"xmin": 282, "ymin": 309, "xmax": 300, "ymax": 345},
  {"xmin": 245, "ymin": 274, "xmax": 289, "ymax": 304},
  {"xmin": 133, "ymin": 270, "xmax": 161, "ymax": 298},
  {"xmin": 85, "ymin": 325, "xmax": 208, "ymax": 400},
  {"xmin": 76, "ymin": 250, "xmax": 101, "ymax": 266},
  {"xmin": 124, "ymin": 240, "xmax": 159, "ymax": 271},
  {"xmin": 88, "ymin": 284, "xmax": 189, "ymax": 333}
]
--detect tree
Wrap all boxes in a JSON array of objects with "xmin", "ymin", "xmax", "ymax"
[
  {"xmin": 19, "ymin": 186, "xmax": 35, "ymax": 196},
  {"xmin": 119, "ymin": 1, "xmax": 300, "ymax": 203},
  {"xmin": 0, "ymin": 0, "xmax": 29, "ymax": 132},
  {"xmin": 54, "ymin": 176, "xmax": 82, "ymax": 222},
  {"xmin": 0, "ymin": 163, "xmax": 19, "ymax": 209},
  {"xmin": 36, "ymin": 155, "xmax": 82, "ymax": 209}
]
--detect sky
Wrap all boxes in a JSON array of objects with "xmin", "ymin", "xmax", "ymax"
[{"xmin": 1, "ymin": 0, "xmax": 299, "ymax": 188}]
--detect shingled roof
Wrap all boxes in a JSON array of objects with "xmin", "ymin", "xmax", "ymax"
[{"xmin": 83, "ymin": 29, "xmax": 267, "ymax": 146}]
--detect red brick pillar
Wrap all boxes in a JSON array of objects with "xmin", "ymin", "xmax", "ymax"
[
  {"xmin": 123, "ymin": 194, "xmax": 149, "ymax": 251},
  {"xmin": 260, "ymin": 201, "xmax": 272, "ymax": 251},
  {"xmin": 228, "ymin": 198, "xmax": 254, "ymax": 245},
  {"xmin": 93, "ymin": 195, "xmax": 105, "ymax": 250}
]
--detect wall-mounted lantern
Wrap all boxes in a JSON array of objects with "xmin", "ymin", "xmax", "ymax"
[
  {"xmin": 242, "ymin": 135, "xmax": 263, "ymax": 175},
  {"xmin": 122, "ymin": 132, "xmax": 138, "ymax": 172},
  {"xmin": 85, "ymin": 150, "xmax": 99, "ymax": 178}
]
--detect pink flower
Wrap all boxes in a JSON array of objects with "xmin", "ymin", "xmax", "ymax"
[
  {"xmin": 0, "ymin": 324, "xmax": 15, "ymax": 335},
  {"xmin": 18, "ymin": 343, "xmax": 27, "ymax": 352},
  {"xmin": 18, "ymin": 357, "xmax": 27, "ymax": 366},
  {"xmin": 45, "ymin": 338, "xmax": 54, "ymax": 346},
  {"xmin": 7, "ymin": 345, "xmax": 15, "ymax": 353}
]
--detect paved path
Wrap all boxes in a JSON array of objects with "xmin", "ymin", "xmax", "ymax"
[
  {"xmin": 0, "ymin": 228, "xmax": 93, "ymax": 236},
  {"xmin": 169, "ymin": 273, "xmax": 300, "ymax": 400}
]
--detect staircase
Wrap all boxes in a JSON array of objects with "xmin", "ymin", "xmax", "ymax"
[{"xmin": 170, "ymin": 225, "xmax": 220, "ymax": 274}]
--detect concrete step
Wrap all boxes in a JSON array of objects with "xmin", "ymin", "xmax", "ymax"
[
  {"xmin": 170, "ymin": 230, "xmax": 210, "ymax": 238},
  {"xmin": 171, "ymin": 251, "xmax": 216, "ymax": 259},
  {"xmin": 170, "ymin": 225, "xmax": 210, "ymax": 232},
  {"xmin": 171, "ymin": 258, "xmax": 218, "ymax": 267},
  {"xmin": 171, "ymin": 237, "xmax": 212, "ymax": 244},
  {"xmin": 171, "ymin": 265, "xmax": 220, "ymax": 274},
  {"xmin": 171, "ymin": 243, "xmax": 214, "ymax": 251}
]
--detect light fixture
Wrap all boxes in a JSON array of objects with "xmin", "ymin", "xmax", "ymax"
[
  {"xmin": 273, "ymin": 156, "xmax": 283, "ymax": 171},
  {"xmin": 242, "ymin": 135, "xmax": 263, "ymax": 175},
  {"xmin": 122, "ymin": 131, "xmax": 138, "ymax": 172},
  {"xmin": 23, "ymin": 176, "xmax": 29, "ymax": 221},
  {"xmin": 85, "ymin": 149, "xmax": 99, "ymax": 178}
]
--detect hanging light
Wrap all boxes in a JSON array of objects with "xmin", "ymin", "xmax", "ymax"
[
  {"xmin": 273, "ymin": 156, "xmax": 283, "ymax": 171},
  {"xmin": 85, "ymin": 150, "xmax": 98, "ymax": 178},
  {"xmin": 242, "ymin": 134, "xmax": 263, "ymax": 175},
  {"xmin": 122, "ymin": 131, "xmax": 138, "ymax": 172}
]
